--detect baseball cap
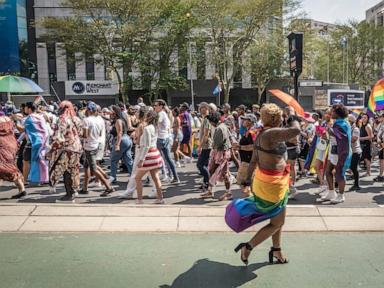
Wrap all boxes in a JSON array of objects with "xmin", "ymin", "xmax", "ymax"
[
  {"xmin": 86, "ymin": 101, "xmax": 97, "ymax": 112},
  {"xmin": 240, "ymin": 113, "xmax": 257, "ymax": 123}
]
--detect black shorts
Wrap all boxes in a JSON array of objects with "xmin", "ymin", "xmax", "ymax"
[
  {"xmin": 83, "ymin": 150, "xmax": 98, "ymax": 172},
  {"xmin": 379, "ymin": 149, "xmax": 384, "ymax": 160},
  {"xmin": 361, "ymin": 143, "xmax": 372, "ymax": 161},
  {"xmin": 287, "ymin": 146, "xmax": 300, "ymax": 160},
  {"xmin": 23, "ymin": 145, "xmax": 32, "ymax": 162},
  {"xmin": 299, "ymin": 143, "xmax": 309, "ymax": 160}
]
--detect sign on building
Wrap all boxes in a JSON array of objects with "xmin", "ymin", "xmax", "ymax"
[
  {"xmin": 65, "ymin": 81, "xmax": 118, "ymax": 96},
  {"xmin": 328, "ymin": 89, "xmax": 365, "ymax": 109}
]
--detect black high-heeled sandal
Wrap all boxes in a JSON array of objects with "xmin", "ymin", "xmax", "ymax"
[
  {"xmin": 234, "ymin": 243, "xmax": 253, "ymax": 265},
  {"xmin": 269, "ymin": 247, "xmax": 289, "ymax": 264}
]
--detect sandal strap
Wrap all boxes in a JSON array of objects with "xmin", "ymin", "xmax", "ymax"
[
  {"xmin": 270, "ymin": 247, "xmax": 281, "ymax": 252},
  {"xmin": 245, "ymin": 243, "xmax": 253, "ymax": 251}
]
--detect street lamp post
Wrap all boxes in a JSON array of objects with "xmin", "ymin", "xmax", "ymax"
[{"xmin": 186, "ymin": 12, "xmax": 195, "ymax": 111}]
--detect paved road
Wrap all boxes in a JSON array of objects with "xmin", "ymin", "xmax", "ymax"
[
  {"xmin": 1, "ymin": 162, "xmax": 384, "ymax": 207},
  {"xmin": 0, "ymin": 233, "xmax": 383, "ymax": 288}
]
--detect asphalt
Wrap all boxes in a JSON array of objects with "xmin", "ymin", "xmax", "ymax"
[
  {"xmin": 0, "ymin": 233, "xmax": 383, "ymax": 288},
  {"xmin": 1, "ymin": 162, "xmax": 384, "ymax": 208}
]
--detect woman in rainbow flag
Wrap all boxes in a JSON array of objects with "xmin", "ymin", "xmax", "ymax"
[{"xmin": 232, "ymin": 104, "xmax": 300, "ymax": 265}]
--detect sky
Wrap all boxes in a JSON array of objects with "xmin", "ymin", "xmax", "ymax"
[{"xmin": 301, "ymin": 0, "xmax": 381, "ymax": 24}]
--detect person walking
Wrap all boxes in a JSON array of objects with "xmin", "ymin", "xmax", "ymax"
[
  {"xmin": 196, "ymin": 102, "xmax": 213, "ymax": 193},
  {"xmin": 154, "ymin": 100, "xmax": 180, "ymax": 184},
  {"xmin": 234, "ymin": 113, "xmax": 259, "ymax": 197},
  {"xmin": 109, "ymin": 105, "xmax": 133, "ymax": 183},
  {"xmin": 375, "ymin": 114, "xmax": 384, "ymax": 182},
  {"xmin": 80, "ymin": 101, "xmax": 114, "ymax": 196},
  {"xmin": 348, "ymin": 114, "xmax": 362, "ymax": 191},
  {"xmin": 134, "ymin": 110, "xmax": 164, "ymax": 204},
  {"xmin": 47, "ymin": 101, "xmax": 83, "ymax": 202},
  {"xmin": 200, "ymin": 111, "xmax": 232, "ymax": 201},
  {"xmin": 360, "ymin": 113, "xmax": 374, "ymax": 177},
  {"xmin": 320, "ymin": 104, "xmax": 352, "ymax": 204},
  {"xmin": 235, "ymin": 103, "xmax": 301, "ymax": 265},
  {"xmin": 23, "ymin": 102, "xmax": 50, "ymax": 184},
  {"xmin": 0, "ymin": 109, "xmax": 26, "ymax": 199},
  {"xmin": 119, "ymin": 106, "xmax": 150, "ymax": 199}
]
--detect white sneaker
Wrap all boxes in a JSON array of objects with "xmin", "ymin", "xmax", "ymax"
[
  {"xmin": 176, "ymin": 161, "xmax": 182, "ymax": 168},
  {"xmin": 320, "ymin": 190, "xmax": 337, "ymax": 201},
  {"xmin": 288, "ymin": 186, "xmax": 299, "ymax": 199},
  {"xmin": 108, "ymin": 176, "xmax": 116, "ymax": 183},
  {"xmin": 118, "ymin": 192, "xmax": 133, "ymax": 199},
  {"xmin": 89, "ymin": 181, "xmax": 102, "ymax": 188},
  {"xmin": 153, "ymin": 199, "xmax": 165, "ymax": 204},
  {"xmin": 49, "ymin": 186, "xmax": 56, "ymax": 194},
  {"xmin": 147, "ymin": 189, "xmax": 157, "ymax": 199},
  {"xmin": 314, "ymin": 185, "xmax": 327, "ymax": 195},
  {"xmin": 330, "ymin": 193, "xmax": 345, "ymax": 204},
  {"xmin": 184, "ymin": 156, "xmax": 192, "ymax": 163}
]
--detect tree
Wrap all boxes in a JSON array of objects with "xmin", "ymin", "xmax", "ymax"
[
  {"xmin": 40, "ymin": 0, "xmax": 196, "ymax": 103},
  {"xmin": 249, "ymin": 28, "xmax": 285, "ymax": 103},
  {"xmin": 193, "ymin": 0, "xmax": 297, "ymax": 103}
]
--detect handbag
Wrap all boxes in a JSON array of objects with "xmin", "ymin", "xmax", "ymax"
[{"xmin": 236, "ymin": 162, "xmax": 249, "ymax": 186}]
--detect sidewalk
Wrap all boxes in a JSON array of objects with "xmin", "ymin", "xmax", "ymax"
[{"xmin": 1, "ymin": 203, "xmax": 384, "ymax": 232}]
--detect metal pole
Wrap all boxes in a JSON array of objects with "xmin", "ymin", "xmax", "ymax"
[
  {"xmin": 188, "ymin": 38, "xmax": 195, "ymax": 111},
  {"xmin": 346, "ymin": 40, "xmax": 349, "ymax": 84},
  {"xmin": 327, "ymin": 41, "xmax": 330, "ymax": 83},
  {"xmin": 294, "ymin": 72, "xmax": 299, "ymax": 101},
  {"xmin": 342, "ymin": 47, "xmax": 345, "ymax": 84}
]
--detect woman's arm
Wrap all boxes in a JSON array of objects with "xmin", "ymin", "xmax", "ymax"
[
  {"xmin": 265, "ymin": 127, "xmax": 301, "ymax": 144},
  {"xmin": 244, "ymin": 142, "xmax": 258, "ymax": 186},
  {"xmin": 115, "ymin": 119, "xmax": 123, "ymax": 151}
]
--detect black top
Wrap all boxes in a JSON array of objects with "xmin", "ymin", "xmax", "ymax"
[
  {"xmin": 239, "ymin": 132, "xmax": 254, "ymax": 163},
  {"xmin": 110, "ymin": 119, "xmax": 128, "ymax": 138},
  {"xmin": 254, "ymin": 130, "xmax": 287, "ymax": 156},
  {"xmin": 360, "ymin": 124, "xmax": 370, "ymax": 145}
]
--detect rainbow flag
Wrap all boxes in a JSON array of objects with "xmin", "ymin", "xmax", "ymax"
[
  {"xmin": 368, "ymin": 78, "xmax": 384, "ymax": 112},
  {"xmin": 24, "ymin": 113, "xmax": 50, "ymax": 183}
]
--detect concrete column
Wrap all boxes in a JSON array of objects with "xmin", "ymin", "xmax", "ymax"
[
  {"xmin": 226, "ymin": 44, "xmax": 233, "ymax": 88},
  {"xmin": 94, "ymin": 54, "xmax": 105, "ymax": 80},
  {"xmin": 187, "ymin": 42, "xmax": 197, "ymax": 80},
  {"xmin": 36, "ymin": 42, "xmax": 50, "ymax": 93},
  {"xmin": 242, "ymin": 49, "xmax": 252, "ymax": 89},
  {"xmin": 205, "ymin": 42, "xmax": 215, "ymax": 79},
  {"xmin": 151, "ymin": 47, "xmax": 160, "ymax": 89},
  {"xmin": 131, "ymin": 61, "xmax": 142, "ymax": 90},
  {"xmin": 55, "ymin": 43, "xmax": 67, "ymax": 81},
  {"xmin": 75, "ymin": 52, "xmax": 86, "ymax": 80},
  {"xmin": 170, "ymin": 49, "xmax": 178, "ymax": 75}
]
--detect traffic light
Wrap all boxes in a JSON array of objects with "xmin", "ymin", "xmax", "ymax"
[{"xmin": 287, "ymin": 32, "xmax": 303, "ymax": 77}]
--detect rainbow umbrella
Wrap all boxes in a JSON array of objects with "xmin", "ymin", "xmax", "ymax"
[
  {"xmin": 368, "ymin": 78, "xmax": 384, "ymax": 113},
  {"xmin": 0, "ymin": 75, "xmax": 44, "ymax": 101}
]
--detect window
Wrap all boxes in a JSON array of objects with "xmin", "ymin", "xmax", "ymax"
[
  {"xmin": 85, "ymin": 54, "xmax": 95, "ymax": 80},
  {"xmin": 66, "ymin": 51, "xmax": 76, "ymax": 80}
]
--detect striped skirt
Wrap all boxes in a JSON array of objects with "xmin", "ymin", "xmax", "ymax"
[{"xmin": 138, "ymin": 148, "xmax": 163, "ymax": 171}]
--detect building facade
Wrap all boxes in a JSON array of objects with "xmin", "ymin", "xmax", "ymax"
[
  {"xmin": 366, "ymin": 1, "xmax": 384, "ymax": 26},
  {"xmin": 0, "ymin": 0, "xmax": 30, "ymax": 75}
]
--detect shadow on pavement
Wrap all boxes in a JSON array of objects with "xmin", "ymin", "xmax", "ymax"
[
  {"xmin": 373, "ymin": 194, "xmax": 384, "ymax": 205},
  {"xmin": 159, "ymin": 258, "xmax": 268, "ymax": 288}
]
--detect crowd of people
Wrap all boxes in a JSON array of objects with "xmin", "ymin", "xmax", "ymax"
[{"xmin": 0, "ymin": 96, "xmax": 383, "ymax": 205}]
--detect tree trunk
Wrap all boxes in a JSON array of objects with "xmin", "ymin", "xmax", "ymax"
[{"xmin": 113, "ymin": 67, "xmax": 125, "ymax": 104}]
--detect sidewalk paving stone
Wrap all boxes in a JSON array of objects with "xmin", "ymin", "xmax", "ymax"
[
  {"xmin": 0, "ymin": 216, "xmax": 27, "ymax": 232},
  {"xmin": 100, "ymin": 216, "xmax": 178, "ymax": 232},
  {"xmin": 20, "ymin": 216, "xmax": 104, "ymax": 232}
]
